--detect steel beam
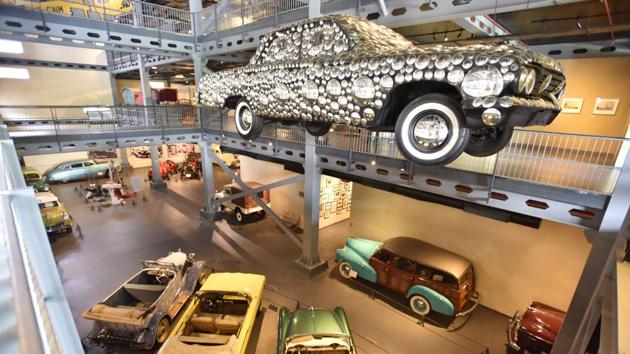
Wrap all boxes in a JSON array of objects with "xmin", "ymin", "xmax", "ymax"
[
  {"xmin": 213, "ymin": 175, "xmax": 305, "ymax": 205},
  {"xmin": 109, "ymin": 55, "xmax": 185, "ymax": 74},
  {"xmin": 149, "ymin": 144, "xmax": 165, "ymax": 189},
  {"xmin": 209, "ymin": 151, "xmax": 302, "ymax": 247},
  {"xmin": 0, "ymin": 5, "xmax": 194, "ymax": 56},
  {"xmin": 552, "ymin": 149, "xmax": 630, "ymax": 354},
  {"xmin": 296, "ymin": 133, "xmax": 327, "ymax": 275},
  {"xmin": 0, "ymin": 56, "xmax": 109, "ymax": 71},
  {"xmin": 199, "ymin": 139, "xmax": 215, "ymax": 218}
]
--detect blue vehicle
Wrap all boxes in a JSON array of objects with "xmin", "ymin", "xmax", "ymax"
[
  {"xmin": 45, "ymin": 159, "xmax": 119, "ymax": 183},
  {"xmin": 335, "ymin": 236, "xmax": 479, "ymax": 318}
]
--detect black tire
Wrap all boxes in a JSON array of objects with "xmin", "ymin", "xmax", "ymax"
[
  {"xmin": 465, "ymin": 127, "xmax": 514, "ymax": 157},
  {"xmin": 234, "ymin": 98, "xmax": 263, "ymax": 140},
  {"xmin": 235, "ymin": 208, "xmax": 244, "ymax": 223},
  {"xmin": 394, "ymin": 93, "xmax": 469, "ymax": 166},
  {"xmin": 305, "ymin": 122, "xmax": 332, "ymax": 136}
]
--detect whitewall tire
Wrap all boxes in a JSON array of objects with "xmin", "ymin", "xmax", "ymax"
[
  {"xmin": 395, "ymin": 93, "xmax": 469, "ymax": 166},
  {"xmin": 338, "ymin": 261, "xmax": 354, "ymax": 279},
  {"xmin": 409, "ymin": 294, "xmax": 431, "ymax": 316},
  {"xmin": 235, "ymin": 99, "xmax": 263, "ymax": 140}
]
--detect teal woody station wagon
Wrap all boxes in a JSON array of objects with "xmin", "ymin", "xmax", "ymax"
[{"xmin": 336, "ymin": 236, "xmax": 479, "ymax": 317}]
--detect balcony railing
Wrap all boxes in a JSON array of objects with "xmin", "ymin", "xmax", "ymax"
[
  {"xmin": 4, "ymin": 0, "xmax": 192, "ymax": 35},
  {"xmin": 2, "ymin": 104, "xmax": 628, "ymax": 195}
]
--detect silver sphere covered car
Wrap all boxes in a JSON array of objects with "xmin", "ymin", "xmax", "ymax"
[{"xmin": 199, "ymin": 15, "xmax": 566, "ymax": 166}]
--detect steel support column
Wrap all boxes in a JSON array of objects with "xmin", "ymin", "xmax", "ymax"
[
  {"xmin": 552, "ymin": 150, "xmax": 630, "ymax": 354},
  {"xmin": 295, "ymin": 134, "xmax": 327, "ymax": 276},
  {"xmin": 150, "ymin": 144, "xmax": 165, "ymax": 189},
  {"xmin": 199, "ymin": 140, "xmax": 215, "ymax": 219},
  {"xmin": 308, "ymin": 0, "xmax": 321, "ymax": 19},
  {"xmin": 118, "ymin": 147, "xmax": 131, "ymax": 170},
  {"xmin": 138, "ymin": 55, "xmax": 153, "ymax": 106}
]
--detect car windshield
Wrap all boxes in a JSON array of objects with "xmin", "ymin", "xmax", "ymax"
[
  {"xmin": 39, "ymin": 201, "xmax": 59, "ymax": 209},
  {"xmin": 24, "ymin": 173, "xmax": 40, "ymax": 181}
]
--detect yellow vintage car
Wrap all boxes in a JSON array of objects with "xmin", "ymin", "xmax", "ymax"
[{"xmin": 158, "ymin": 272, "xmax": 265, "ymax": 354}]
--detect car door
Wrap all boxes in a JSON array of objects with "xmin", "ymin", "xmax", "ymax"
[
  {"xmin": 387, "ymin": 257, "xmax": 417, "ymax": 295},
  {"xmin": 83, "ymin": 161, "xmax": 99, "ymax": 178},
  {"xmin": 369, "ymin": 250, "xmax": 393, "ymax": 287},
  {"xmin": 66, "ymin": 162, "xmax": 85, "ymax": 181}
]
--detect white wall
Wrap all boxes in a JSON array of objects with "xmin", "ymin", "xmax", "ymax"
[
  {"xmin": 0, "ymin": 42, "xmax": 113, "ymax": 105},
  {"xmin": 348, "ymin": 184, "xmax": 591, "ymax": 316}
]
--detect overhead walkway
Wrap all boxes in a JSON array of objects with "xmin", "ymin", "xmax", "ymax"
[{"xmin": 2, "ymin": 104, "xmax": 627, "ymax": 231}]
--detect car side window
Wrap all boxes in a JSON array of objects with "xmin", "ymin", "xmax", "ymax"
[
  {"xmin": 373, "ymin": 250, "xmax": 392, "ymax": 264},
  {"xmin": 394, "ymin": 257, "xmax": 415, "ymax": 273},
  {"xmin": 70, "ymin": 163, "xmax": 83, "ymax": 169},
  {"xmin": 302, "ymin": 21, "xmax": 350, "ymax": 58},
  {"xmin": 84, "ymin": 161, "xmax": 94, "ymax": 167},
  {"xmin": 415, "ymin": 266, "xmax": 433, "ymax": 280},
  {"xmin": 261, "ymin": 29, "xmax": 300, "ymax": 63}
]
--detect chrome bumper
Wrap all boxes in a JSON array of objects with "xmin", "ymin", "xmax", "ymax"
[
  {"xmin": 506, "ymin": 310, "xmax": 521, "ymax": 351},
  {"xmin": 455, "ymin": 291, "xmax": 480, "ymax": 318}
]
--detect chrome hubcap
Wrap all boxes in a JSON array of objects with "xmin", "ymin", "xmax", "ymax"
[
  {"xmin": 340, "ymin": 263, "xmax": 351, "ymax": 276},
  {"xmin": 240, "ymin": 107, "xmax": 252, "ymax": 129},
  {"xmin": 413, "ymin": 298, "xmax": 427, "ymax": 312},
  {"xmin": 413, "ymin": 114, "xmax": 449, "ymax": 148}
]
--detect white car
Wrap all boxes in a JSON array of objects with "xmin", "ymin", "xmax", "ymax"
[{"xmin": 214, "ymin": 182, "xmax": 270, "ymax": 223}]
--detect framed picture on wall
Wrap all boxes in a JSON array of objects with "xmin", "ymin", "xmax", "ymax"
[
  {"xmin": 592, "ymin": 98, "xmax": 620, "ymax": 115},
  {"xmin": 560, "ymin": 98, "xmax": 583, "ymax": 114}
]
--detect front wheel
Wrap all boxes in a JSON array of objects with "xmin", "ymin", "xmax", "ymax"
[
  {"xmin": 304, "ymin": 122, "xmax": 332, "ymax": 136},
  {"xmin": 409, "ymin": 294, "xmax": 431, "ymax": 316},
  {"xmin": 235, "ymin": 208, "xmax": 244, "ymax": 223},
  {"xmin": 465, "ymin": 127, "xmax": 514, "ymax": 157},
  {"xmin": 395, "ymin": 94, "xmax": 469, "ymax": 166},
  {"xmin": 338, "ymin": 261, "xmax": 354, "ymax": 279},
  {"xmin": 235, "ymin": 99, "xmax": 263, "ymax": 140},
  {"xmin": 155, "ymin": 317, "xmax": 171, "ymax": 345}
]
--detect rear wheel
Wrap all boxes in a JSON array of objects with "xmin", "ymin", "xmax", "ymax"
[
  {"xmin": 465, "ymin": 127, "xmax": 514, "ymax": 157},
  {"xmin": 305, "ymin": 122, "xmax": 332, "ymax": 136},
  {"xmin": 395, "ymin": 94, "xmax": 469, "ymax": 166},
  {"xmin": 235, "ymin": 99, "xmax": 263, "ymax": 140},
  {"xmin": 235, "ymin": 208, "xmax": 244, "ymax": 223},
  {"xmin": 155, "ymin": 317, "xmax": 171, "ymax": 345},
  {"xmin": 409, "ymin": 294, "xmax": 431, "ymax": 316},
  {"xmin": 338, "ymin": 261, "xmax": 354, "ymax": 279}
]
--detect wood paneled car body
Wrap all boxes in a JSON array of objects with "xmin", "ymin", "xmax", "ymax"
[
  {"xmin": 199, "ymin": 15, "xmax": 566, "ymax": 166},
  {"xmin": 336, "ymin": 237, "xmax": 478, "ymax": 317}
]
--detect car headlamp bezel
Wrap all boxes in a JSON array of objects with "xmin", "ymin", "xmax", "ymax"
[{"xmin": 461, "ymin": 66, "xmax": 504, "ymax": 98}]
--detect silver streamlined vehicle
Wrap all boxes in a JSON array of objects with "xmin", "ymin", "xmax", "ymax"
[
  {"xmin": 81, "ymin": 250, "xmax": 209, "ymax": 349},
  {"xmin": 199, "ymin": 15, "xmax": 566, "ymax": 167}
]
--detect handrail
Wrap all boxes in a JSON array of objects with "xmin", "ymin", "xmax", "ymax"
[{"xmin": 3, "ymin": 104, "xmax": 628, "ymax": 195}]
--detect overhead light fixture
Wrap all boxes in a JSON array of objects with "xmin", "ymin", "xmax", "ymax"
[
  {"xmin": 0, "ymin": 39, "xmax": 24, "ymax": 54},
  {"xmin": 0, "ymin": 67, "xmax": 30, "ymax": 80},
  {"xmin": 452, "ymin": 0, "xmax": 471, "ymax": 5},
  {"xmin": 149, "ymin": 81, "xmax": 165, "ymax": 89},
  {"xmin": 151, "ymin": 66, "xmax": 157, "ymax": 69}
]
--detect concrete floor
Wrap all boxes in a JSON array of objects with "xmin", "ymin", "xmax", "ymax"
[{"xmin": 49, "ymin": 165, "xmax": 510, "ymax": 354}]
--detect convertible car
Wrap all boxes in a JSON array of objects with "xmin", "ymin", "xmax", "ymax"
[
  {"xmin": 158, "ymin": 272, "xmax": 265, "ymax": 354},
  {"xmin": 199, "ymin": 15, "xmax": 565, "ymax": 166},
  {"xmin": 336, "ymin": 236, "xmax": 478, "ymax": 318},
  {"xmin": 81, "ymin": 251, "xmax": 209, "ymax": 349},
  {"xmin": 277, "ymin": 307, "xmax": 357, "ymax": 354}
]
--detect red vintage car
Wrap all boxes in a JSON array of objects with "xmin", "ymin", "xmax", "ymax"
[
  {"xmin": 507, "ymin": 302, "xmax": 565, "ymax": 353},
  {"xmin": 148, "ymin": 160, "xmax": 178, "ymax": 180}
]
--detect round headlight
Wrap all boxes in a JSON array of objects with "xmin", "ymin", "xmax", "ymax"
[
  {"xmin": 302, "ymin": 80, "xmax": 319, "ymax": 100},
  {"xmin": 524, "ymin": 69, "xmax": 536, "ymax": 95},
  {"xmin": 326, "ymin": 79, "xmax": 342, "ymax": 96},
  {"xmin": 461, "ymin": 67, "xmax": 504, "ymax": 98},
  {"xmin": 352, "ymin": 76, "xmax": 375, "ymax": 100},
  {"xmin": 275, "ymin": 83, "xmax": 290, "ymax": 100}
]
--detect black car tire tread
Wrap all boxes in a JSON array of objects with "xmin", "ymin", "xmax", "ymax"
[
  {"xmin": 465, "ymin": 127, "xmax": 514, "ymax": 157},
  {"xmin": 305, "ymin": 122, "xmax": 332, "ymax": 136}
]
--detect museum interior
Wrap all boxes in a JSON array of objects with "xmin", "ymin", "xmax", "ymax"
[{"xmin": 1, "ymin": 0, "xmax": 629, "ymax": 353}]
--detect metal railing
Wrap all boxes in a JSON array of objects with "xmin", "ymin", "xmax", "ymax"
[
  {"xmin": 203, "ymin": 110, "xmax": 628, "ymax": 195},
  {"xmin": 4, "ymin": 105, "xmax": 628, "ymax": 195},
  {"xmin": 196, "ymin": 0, "xmax": 307, "ymax": 36},
  {"xmin": 4, "ymin": 0, "xmax": 191, "ymax": 35},
  {"xmin": 0, "ymin": 105, "xmax": 201, "ymax": 137}
]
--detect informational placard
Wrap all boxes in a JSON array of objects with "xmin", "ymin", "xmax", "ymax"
[{"xmin": 129, "ymin": 176, "xmax": 143, "ymax": 193}]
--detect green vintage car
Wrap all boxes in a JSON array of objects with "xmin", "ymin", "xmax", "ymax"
[
  {"xmin": 277, "ymin": 307, "xmax": 356, "ymax": 354},
  {"xmin": 22, "ymin": 167, "xmax": 50, "ymax": 192},
  {"xmin": 36, "ymin": 192, "xmax": 73, "ymax": 236}
]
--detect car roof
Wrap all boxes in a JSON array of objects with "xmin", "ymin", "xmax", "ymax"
[
  {"xmin": 382, "ymin": 237, "xmax": 472, "ymax": 279},
  {"xmin": 35, "ymin": 192, "xmax": 59, "ymax": 204},
  {"xmin": 286, "ymin": 308, "xmax": 347, "ymax": 339},
  {"xmin": 53, "ymin": 159, "xmax": 91, "ymax": 168}
]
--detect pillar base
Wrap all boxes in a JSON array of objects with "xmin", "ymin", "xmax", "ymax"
[
  {"xmin": 199, "ymin": 207, "xmax": 221, "ymax": 221},
  {"xmin": 150, "ymin": 181, "xmax": 167, "ymax": 190},
  {"xmin": 120, "ymin": 162, "xmax": 132, "ymax": 170},
  {"xmin": 294, "ymin": 258, "xmax": 328, "ymax": 277}
]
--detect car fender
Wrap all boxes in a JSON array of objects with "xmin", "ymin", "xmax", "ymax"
[
  {"xmin": 144, "ymin": 310, "xmax": 168, "ymax": 349},
  {"xmin": 277, "ymin": 307, "xmax": 290, "ymax": 354},
  {"xmin": 406, "ymin": 285, "xmax": 454, "ymax": 317},
  {"xmin": 335, "ymin": 246, "xmax": 377, "ymax": 283}
]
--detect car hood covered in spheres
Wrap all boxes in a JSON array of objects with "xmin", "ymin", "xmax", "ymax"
[
  {"xmin": 520, "ymin": 302, "xmax": 566, "ymax": 345},
  {"xmin": 344, "ymin": 237, "xmax": 383, "ymax": 261}
]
